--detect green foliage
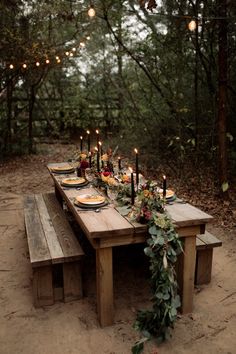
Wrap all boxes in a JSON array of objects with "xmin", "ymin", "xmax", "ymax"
[{"xmin": 116, "ymin": 180, "xmax": 183, "ymax": 352}]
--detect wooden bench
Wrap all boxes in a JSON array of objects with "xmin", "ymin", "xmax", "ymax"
[
  {"xmin": 195, "ymin": 231, "xmax": 222, "ymax": 285},
  {"xmin": 24, "ymin": 192, "xmax": 84, "ymax": 307}
]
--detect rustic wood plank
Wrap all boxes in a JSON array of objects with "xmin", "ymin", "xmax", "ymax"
[
  {"xmin": 181, "ymin": 236, "xmax": 196, "ymax": 314},
  {"xmin": 35, "ymin": 194, "xmax": 64, "ymax": 264},
  {"xmin": 32, "ymin": 266, "xmax": 54, "ymax": 307},
  {"xmin": 195, "ymin": 249, "xmax": 213, "ymax": 285},
  {"xmin": 24, "ymin": 195, "xmax": 51, "ymax": 267},
  {"xmin": 96, "ymin": 247, "xmax": 113, "ymax": 326},
  {"xmin": 165, "ymin": 203, "xmax": 213, "ymax": 227},
  {"xmin": 63, "ymin": 262, "xmax": 83, "ymax": 302},
  {"xmin": 197, "ymin": 231, "xmax": 222, "ymax": 249},
  {"xmin": 43, "ymin": 193, "xmax": 84, "ymax": 262}
]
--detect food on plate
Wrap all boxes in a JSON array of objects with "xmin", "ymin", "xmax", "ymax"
[{"xmin": 75, "ymin": 194, "xmax": 105, "ymax": 204}]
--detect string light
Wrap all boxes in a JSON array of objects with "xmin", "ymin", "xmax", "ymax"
[
  {"xmin": 188, "ymin": 20, "xmax": 197, "ymax": 31},
  {"xmin": 88, "ymin": 5, "xmax": 96, "ymax": 18},
  {"xmin": 6, "ymin": 29, "xmax": 93, "ymax": 72}
]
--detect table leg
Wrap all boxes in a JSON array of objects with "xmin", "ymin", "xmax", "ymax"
[
  {"xmin": 177, "ymin": 236, "xmax": 196, "ymax": 314},
  {"xmin": 96, "ymin": 247, "xmax": 113, "ymax": 326}
]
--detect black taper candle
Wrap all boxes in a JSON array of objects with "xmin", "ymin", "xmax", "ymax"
[
  {"xmin": 163, "ymin": 175, "xmax": 167, "ymax": 199},
  {"xmin": 97, "ymin": 150, "xmax": 100, "ymax": 172},
  {"xmin": 80, "ymin": 136, "xmax": 83, "ymax": 151},
  {"xmin": 134, "ymin": 148, "xmax": 139, "ymax": 186},
  {"xmin": 96, "ymin": 129, "xmax": 99, "ymax": 150},
  {"xmin": 118, "ymin": 157, "xmax": 121, "ymax": 170},
  {"xmin": 131, "ymin": 170, "xmax": 135, "ymax": 205},
  {"xmin": 89, "ymin": 152, "xmax": 92, "ymax": 168},
  {"xmin": 87, "ymin": 130, "xmax": 90, "ymax": 152}
]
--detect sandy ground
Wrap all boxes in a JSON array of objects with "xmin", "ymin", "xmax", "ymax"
[{"xmin": 0, "ymin": 144, "xmax": 236, "ymax": 354}]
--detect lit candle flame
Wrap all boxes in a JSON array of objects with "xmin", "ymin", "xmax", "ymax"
[
  {"xmin": 129, "ymin": 167, "xmax": 133, "ymax": 173},
  {"xmin": 98, "ymin": 141, "xmax": 102, "ymax": 146},
  {"xmin": 95, "ymin": 146, "xmax": 98, "ymax": 151},
  {"xmin": 188, "ymin": 20, "xmax": 197, "ymax": 31},
  {"xmin": 96, "ymin": 129, "xmax": 99, "ymax": 134},
  {"xmin": 22, "ymin": 63, "xmax": 27, "ymax": 69},
  {"xmin": 36, "ymin": 61, "xmax": 40, "ymax": 67},
  {"xmin": 80, "ymin": 136, "xmax": 83, "ymax": 140},
  {"xmin": 134, "ymin": 148, "xmax": 138, "ymax": 154},
  {"xmin": 9, "ymin": 64, "xmax": 14, "ymax": 69},
  {"xmin": 86, "ymin": 130, "xmax": 90, "ymax": 134},
  {"xmin": 163, "ymin": 175, "xmax": 166, "ymax": 180},
  {"xmin": 88, "ymin": 6, "xmax": 96, "ymax": 17}
]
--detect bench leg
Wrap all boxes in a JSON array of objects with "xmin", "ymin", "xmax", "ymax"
[
  {"xmin": 96, "ymin": 247, "xmax": 113, "ymax": 326},
  {"xmin": 32, "ymin": 266, "xmax": 54, "ymax": 307},
  {"xmin": 195, "ymin": 249, "xmax": 213, "ymax": 285},
  {"xmin": 63, "ymin": 262, "xmax": 83, "ymax": 302}
]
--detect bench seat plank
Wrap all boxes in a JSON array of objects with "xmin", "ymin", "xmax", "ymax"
[
  {"xmin": 197, "ymin": 231, "xmax": 222, "ymax": 249},
  {"xmin": 43, "ymin": 193, "xmax": 84, "ymax": 262},
  {"xmin": 35, "ymin": 194, "xmax": 64, "ymax": 264},
  {"xmin": 195, "ymin": 231, "xmax": 222, "ymax": 285},
  {"xmin": 24, "ymin": 195, "xmax": 51, "ymax": 268}
]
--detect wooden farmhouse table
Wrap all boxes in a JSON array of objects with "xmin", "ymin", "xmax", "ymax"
[{"xmin": 48, "ymin": 163, "xmax": 213, "ymax": 326}]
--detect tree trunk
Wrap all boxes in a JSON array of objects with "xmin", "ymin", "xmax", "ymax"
[
  {"xmin": 28, "ymin": 85, "xmax": 36, "ymax": 153},
  {"xmin": 217, "ymin": 0, "xmax": 228, "ymax": 195}
]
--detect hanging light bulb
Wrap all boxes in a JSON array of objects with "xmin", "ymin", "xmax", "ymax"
[
  {"xmin": 55, "ymin": 56, "xmax": 60, "ymax": 60},
  {"xmin": 188, "ymin": 20, "xmax": 197, "ymax": 31},
  {"xmin": 72, "ymin": 47, "xmax": 76, "ymax": 52},
  {"xmin": 9, "ymin": 64, "xmax": 14, "ymax": 69},
  {"xmin": 46, "ymin": 59, "xmax": 50, "ymax": 64},
  {"xmin": 22, "ymin": 63, "xmax": 27, "ymax": 69},
  {"xmin": 57, "ymin": 58, "xmax": 61, "ymax": 63},
  {"xmin": 86, "ymin": 36, "xmax": 91, "ymax": 40},
  {"xmin": 88, "ymin": 5, "xmax": 95, "ymax": 17},
  {"xmin": 65, "ymin": 51, "xmax": 70, "ymax": 56},
  {"xmin": 69, "ymin": 52, "xmax": 74, "ymax": 57},
  {"xmin": 36, "ymin": 61, "xmax": 40, "ymax": 67}
]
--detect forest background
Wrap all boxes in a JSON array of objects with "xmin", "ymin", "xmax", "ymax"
[{"xmin": 0, "ymin": 0, "xmax": 235, "ymax": 198}]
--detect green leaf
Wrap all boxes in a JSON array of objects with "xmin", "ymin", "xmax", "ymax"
[
  {"xmin": 148, "ymin": 225, "xmax": 158, "ymax": 235},
  {"xmin": 132, "ymin": 337, "xmax": 149, "ymax": 354},
  {"xmin": 221, "ymin": 181, "xmax": 229, "ymax": 193}
]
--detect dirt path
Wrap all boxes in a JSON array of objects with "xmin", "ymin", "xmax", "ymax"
[{"xmin": 0, "ymin": 144, "xmax": 235, "ymax": 354}]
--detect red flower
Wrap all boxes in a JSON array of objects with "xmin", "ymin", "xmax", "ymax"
[
  {"xmin": 102, "ymin": 171, "xmax": 111, "ymax": 177},
  {"xmin": 80, "ymin": 160, "xmax": 89, "ymax": 169}
]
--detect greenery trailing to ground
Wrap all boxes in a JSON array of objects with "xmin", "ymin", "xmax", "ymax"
[{"xmin": 114, "ymin": 181, "xmax": 183, "ymax": 353}]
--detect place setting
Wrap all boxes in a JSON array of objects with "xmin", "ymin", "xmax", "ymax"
[
  {"xmin": 73, "ymin": 193, "xmax": 109, "ymax": 212},
  {"xmin": 50, "ymin": 164, "xmax": 75, "ymax": 174},
  {"xmin": 60, "ymin": 176, "xmax": 89, "ymax": 188}
]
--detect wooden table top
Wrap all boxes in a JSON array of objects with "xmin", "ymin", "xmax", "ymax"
[{"xmin": 48, "ymin": 164, "xmax": 213, "ymax": 242}]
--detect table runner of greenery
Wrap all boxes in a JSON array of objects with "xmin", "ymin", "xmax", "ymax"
[{"xmin": 92, "ymin": 168, "xmax": 183, "ymax": 353}]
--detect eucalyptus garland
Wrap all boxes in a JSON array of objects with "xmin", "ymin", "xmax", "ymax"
[{"xmin": 115, "ymin": 181, "xmax": 183, "ymax": 353}]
